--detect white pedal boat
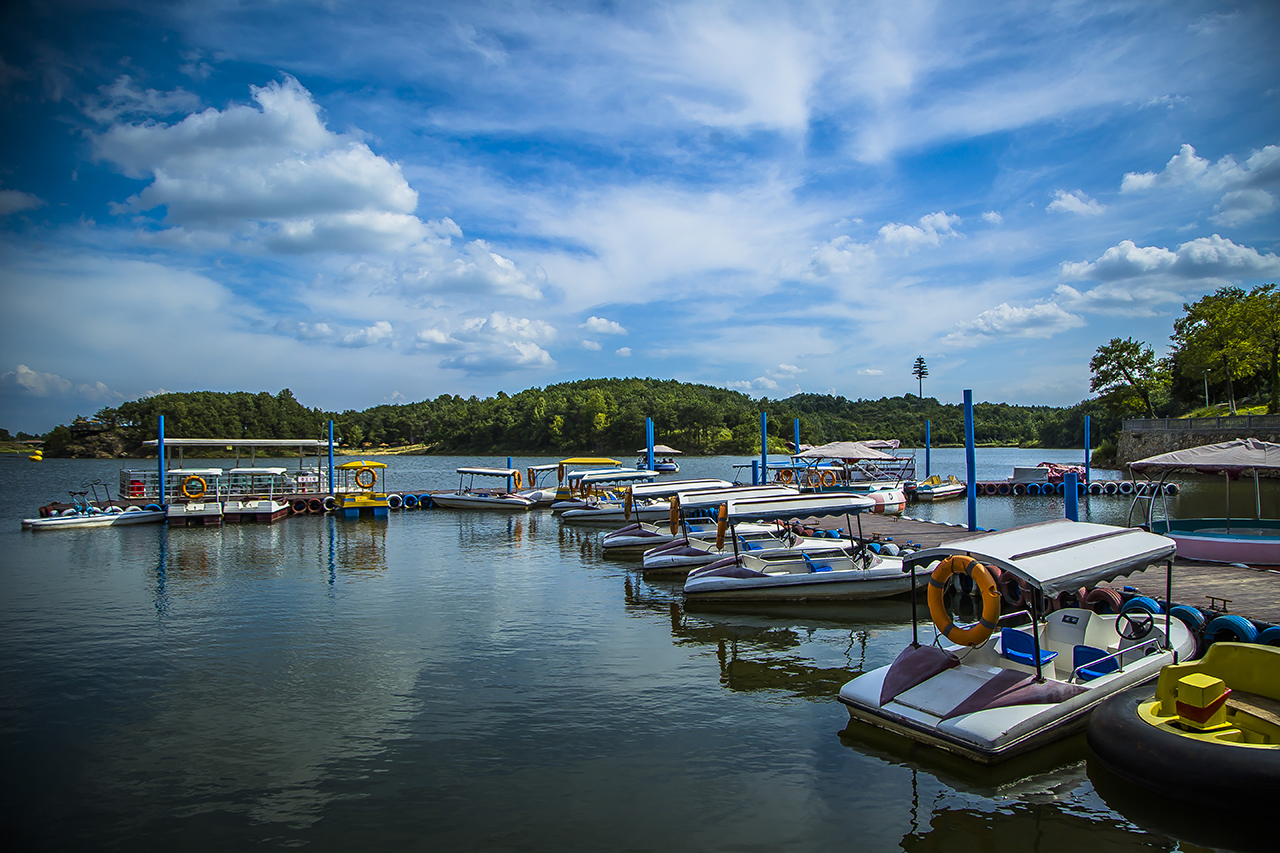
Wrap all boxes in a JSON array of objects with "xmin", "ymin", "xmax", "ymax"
[
  {"xmin": 837, "ymin": 519, "xmax": 1194, "ymax": 764},
  {"xmin": 605, "ymin": 484, "xmax": 795, "ymax": 554},
  {"xmin": 22, "ymin": 505, "xmax": 166, "ymax": 530},
  {"xmin": 559, "ymin": 477, "xmax": 732, "ymax": 525},
  {"xmin": 431, "ymin": 467, "xmax": 535, "ymax": 510}
]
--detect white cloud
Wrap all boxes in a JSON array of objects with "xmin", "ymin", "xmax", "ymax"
[
  {"xmin": 775, "ymin": 363, "xmax": 804, "ymax": 376},
  {"xmin": 84, "ymin": 75, "xmax": 202, "ymax": 124},
  {"xmin": 0, "ymin": 364, "xmax": 124, "ymax": 402},
  {"xmin": 942, "ymin": 303, "xmax": 1084, "ymax": 347},
  {"xmin": 0, "ymin": 190, "xmax": 45, "ymax": 216},
  {"xmin": 807, "ymin": 235, "xmax": 876, "ymax": 278},
  {"xmin": 1047, "ymin": 189, "xmax": 1105, "ymax": 216},
  {"xmin": 413, "ymin": 311, "xmax": 556, "ymax": 374},
  {"xmin": 981, "ymin": 211, "xmax": 1003, "ymax": 225},
  {"xmin": 579, "ymin": 316, "xmax": 627, "ymax": 335},
  {"xmin": 581, "ymin": 339, "xmax": 602, "ymax": 351},
  {"xmin": 878, "ymin": 211, "xmax": 961, "ymax": 253},
  {"xmin": 857, "ymin": 368, "xmax": 883, "ymax": 376},
  {"xmin": 1121, "ymin": 142, "xmax": 1280, "ymax": 224},
  {"xmin": 275, "ymin": 319, "xmax": 394, "ymax": 348},
  {"xmin": 727, "ymin": 376, "xmax": 779, "ymax": 391},
  {"xmin": 615, "ymin": 347, "xmax": 632, "ymax": 357}
]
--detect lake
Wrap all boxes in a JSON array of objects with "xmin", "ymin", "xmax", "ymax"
[{"xmin": 0, "ymin": 450, "xmax": 1268, "ymax": 851}]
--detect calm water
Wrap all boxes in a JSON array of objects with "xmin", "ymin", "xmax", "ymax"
[{"xmin": 0, "ymin": 451, "xmax": 1269, "ymax": 851}]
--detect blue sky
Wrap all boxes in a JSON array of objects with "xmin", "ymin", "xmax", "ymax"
[{"xmin": 2, "ymin": 1, "xmax": 1279, "ymax": 433}]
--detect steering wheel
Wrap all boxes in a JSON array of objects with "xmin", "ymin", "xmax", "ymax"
[{"xmin": 1118, "ymin": 610, "xmax": 1154, "ymax": 641}]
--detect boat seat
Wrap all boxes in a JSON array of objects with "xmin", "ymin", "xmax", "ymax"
[
  {"xmin": 1073, "ymin": 645, "xmax": 1119, "ymax": 681},
  {"xmin": 738, "ymin": 536, "xmax": 763, "ymax": 552},
  {"xmin": 801, "ymin": 552, "xmax": 833, "ymax": 573},
  {"xmin": 1001, "ymin": 627, "xmax": 1058, "ymax": 667}
]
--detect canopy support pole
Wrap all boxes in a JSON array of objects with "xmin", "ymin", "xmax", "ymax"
[
  {"xmin": 1166, "ymin": 559, "xmax": 1174, "ymax": 661},
  {"xmin": 1031, "ymin": 593, "xmax": 1044, "ymax": 683},
  {"xmin": 1225, "ymin": 471, "xmax": 1231, "ymax": 534},
  {"xmin": 909, "ymin": 563, "xmax": 919, "ymax": 648}
]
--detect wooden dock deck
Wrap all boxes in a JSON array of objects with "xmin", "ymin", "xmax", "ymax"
[{"xmin": 813, "ymin": 513, "xmax": 1280, "ymax": 626}]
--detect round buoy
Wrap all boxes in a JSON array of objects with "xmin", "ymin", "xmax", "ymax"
[{"xmin": 1204, "ymin": 614, "xmax": 1258, "ymax": 644}]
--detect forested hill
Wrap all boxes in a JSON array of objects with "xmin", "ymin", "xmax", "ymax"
[{"xmin": 40, "ymin": 379, "xmax": 1111, "ymax": 457}]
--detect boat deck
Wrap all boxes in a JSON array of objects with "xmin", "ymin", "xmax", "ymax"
[{"xmin": 808, "ymin": 513, "xmax": 1280, "ymax": 625}]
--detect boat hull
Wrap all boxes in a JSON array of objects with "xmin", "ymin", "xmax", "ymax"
[
  {"xmin": 916, "ymin": 484, "xmax": 965, "ymax": 502},
  {"xmin": 430, "ymin": 494, "xmax": 534, "ymax": 510},
  {"xmin": 22, "ymin": 510, "xmax": 166, "ymax": 530},
  {"xmin": 1150, "ymin": 518, "xmax": 1280, "ymax": 566},
  {"xmin": 685, "ymin": 571, "xmax": 913, "ymax": 602}
]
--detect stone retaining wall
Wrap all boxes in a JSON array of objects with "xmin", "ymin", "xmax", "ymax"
[{"xmin": 1117, "ymin": 428, "xmax": 1280, "ymax": 466}]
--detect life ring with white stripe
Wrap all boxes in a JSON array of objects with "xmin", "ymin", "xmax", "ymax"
[{"xmin": 927, "ymin": 555, "xmax": 1001, "ymax": 646}]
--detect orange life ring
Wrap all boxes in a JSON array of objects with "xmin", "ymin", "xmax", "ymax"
[
  {"xmin": 820, "ymin": 471, "xmax": 836, "ymax": 488},
  {"xmin": 668, "ymin": 495, "xmax": 680, "ymax": 534},
  {"xmin": 513, "ymin": 470, "xmax": 522, "ymax": 490},
  {"xmin": 355, "ymin": 466, "xmax": 376, "ymax": 489},
  {"xmin": 527, "ymin": 468, "xmax": 536, "ymax": 489},
  {"xmin": 181, "ymin": 475, "xmax": 207, "ymax": 499},
  {"xmin": 624, "ymin": 490, "xmax": 633, "ymax": 520},
  {"xmin": 927, "ymin": 555, "xmax": 1002, "ymax": 646},
  {"xmin": 779, "ymin": 469, "xmax": 794, "ymax": 484},
  {"xmin": 557, "ymin": 464, "xmax": 565, "ymax": 482},
  {"xmin": 714, "ymin": 503, "xmax": 728, "ymax": 551},
  {"xmin": 579, "ymin": 480, "xmax": 590, "ymax": 498}
]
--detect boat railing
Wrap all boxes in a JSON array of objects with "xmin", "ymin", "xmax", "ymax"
[{"xmin": 1068, "ymin": 636, "xmax": 1166, "ymax": 683}]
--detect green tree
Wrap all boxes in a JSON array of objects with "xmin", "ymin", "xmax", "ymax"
[
  {"xmin": 1170, "ymin": 287, "xmax": 1256, "ymax": 413},
  {"xmin": 1246, "ymin": 284, "xmax": 1280, "ymax": 413},
  {"xmin": 1088, "ymin": 337, "xmax": 1164, "ymax": 418},
  {"xmin": 911, "ymin": 356, "xmax": 928, "ymax": 399}
]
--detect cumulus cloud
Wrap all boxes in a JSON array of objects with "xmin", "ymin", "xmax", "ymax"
[
  {"xmin": 274, "ymin": 319, "xmax": 395, "ymax": 348},
  {"xmin": 981, "ymin": 211, "xmax": 1003, "ymax": 225},
  {"xmin": 414, "ymin": 311, "xmax": 556, "ymax": 374},
  {"xmin": 1121, "ymin": 142, "xmax": 1280, "ymax": 224},
  {"xmin": 857, "ymin": 368, "xmax": 883, "ymax": 376},
  {"xmin": 581, "ymin": 339, "xmax": 602, "ymax": 351},
  {"xmin": 84, "ymin": 75, "xmax": 202, "ymax": 124},
  {"xmin": 1056, "ymin": 234, "xmax": 1280, "ymax": 315},
  {"xmin": 0, "ymin": 189, "xmax": 45, "ymax": 216},
  {"xmin": 0, "ymin": 364, "xmax": 123, "ymax": 401},
  {"xmin": 579, "ymin": 316, "xmax": 627, "ymax": 335},
  {"xmin": 1047, "ymin": 189, "xmax": 1105, "ymax": 216},
  {"xmin": 878, "ymin": 211, "xmax": 961, "ymax": 253},
  {"xmin": 807, "ymin": 234, "xmax": 876, "ymax": 278},
  {"xmin": 942, "ymin": 303, "xmax": 1084, "ymax": 347},
  {"xmin": 616, "ymin": 347, "xmax": 632, "ymax": 357},
  {"xmin": 727, "ymin": 376, "xmax": 779, "ymax": 391}
]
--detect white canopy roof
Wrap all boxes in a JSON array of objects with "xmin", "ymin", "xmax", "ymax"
[
  {"xmin": 228, "ymin": 467, "xmax": 288, "ymax": 475},
  {"xmin": 1130, "ymin": 438, "xmax": 1280, "ymax": 475},
  {"xmin": 145, "ymin": 438, "xmax": 325, "ymax": 447},
  {"xmin": 636, "ymin": 444, "xmax": 683, "ymax": 455},
  {"xmin": 903, "ymin": 519, "xmax": 1176, "ymax": 597},
  {"xmin": 578, "ymin": 469, "xmax": 657, "ymax": 484},
  {"xmin": 675, "ymin": 485, "xmax": 797, "ymax": 510},
  {"xmin": 457, "ymin": 467, "xmax": 519, "ymax": 477},
  {"xmin": 725, "ymin": 492, "xmax": 875, "ymax": 521},
  {"xmin": 168, "ymin": 468, "xmax": 223, "ymax": 476},
  {"xmin": 794, "ymin": 441, "xmax": 896, "ymax": 461},
  {"xmin": 627, "ymin": 478, "xmax": 732, "ymax": 498}
]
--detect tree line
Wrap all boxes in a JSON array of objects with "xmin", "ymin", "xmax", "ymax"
[{"xmin": 37, "ymin": 378, "xmax": 1101, "ymax": 457}]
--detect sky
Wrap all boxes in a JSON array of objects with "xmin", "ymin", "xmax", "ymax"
[{"xmin": 1, "ymin": 0, "xmax": 1279, "ymax": 433}]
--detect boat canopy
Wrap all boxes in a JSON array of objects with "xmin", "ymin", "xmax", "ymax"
[
  {"xmin": 228, "ymin": 467, "xmax": 288, "ymax": 475},
  {"xmin": 628, "ymin": 478, "xmax": 733, "ymax": 499},
  {"xmin": 675, "ymin": 485, "xmax": 797, "ymax": 510},
  {"xmin": 577, "ymin": 469, "xmax": 656, "ymax": 484},
  {"xmin": 168, "ymin": 467, "xmax": 223, "ymax": 476},
  {"xmin": 794, "ymin": 441, "xmax": 896, "ymax": 461},
  {"xmin": 144, "ymin": 438, "xmax": 326, "ymax": 448},
  {"xmin": 558, "ymin": 457, "xmax": 620, "ymax": 466},
  {"xmin": 338, "ymin": 460, "xmax": 388, "ymax": 469},
  {"xmin": 903, "ymin": 519, "xmax": 1176, "ymax": 598},
  {"xmin": 456, "ymin": 467, "xmax": 519, "ymax": 477},
  {"xmin": 1130, "ymin": 438, "xmax": 1280, "ymax": 476},
  {"xmin": 724, "ymin": 492, "xmax": 876, "ymax": 521},
  {"xmin": 635, "ymin": 445, "xmax": 683, "ymax": 455}
]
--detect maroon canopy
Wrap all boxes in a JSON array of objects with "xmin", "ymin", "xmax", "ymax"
[{"xmin": 1129, "ymin": 438, "xmax": 1280, "ymax": 475}]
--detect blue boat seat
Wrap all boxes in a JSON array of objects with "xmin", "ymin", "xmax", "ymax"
[
  {"xmin": 801, "ymin": 552, "xmax": 833, "ymax": 573},
  {"xmin": 738, "ymin": 536, "xmax": 763, "ymax": 552},
  {"xmin": 1073, "ymin": 645, "xmax": 1119, "ymax": 681},
  {"xmin": 1001, "ymin": 627, "xmax": 1058, "ymax": 666}
]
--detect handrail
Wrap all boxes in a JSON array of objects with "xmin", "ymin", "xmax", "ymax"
[{"xmin": 1069, "ymin": 636, "xmax": 1166, "ymax": 683}]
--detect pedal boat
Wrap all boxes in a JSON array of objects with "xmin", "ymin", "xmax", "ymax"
[
  {"xmin": 681, "ymin": 492, "xmax": 913, "ymax": 601},
  {"xmin": 915, "ymin": 475, "xmax": 966, "ymax": 502},
  {"xmin": 604, "ymin": 484, "xmax": 795, "ymax": 555},
  {"xmin": 22, "ymin": 505, "xmax": 166, "ymax": 530},
  {"xmin": 1087, "ymin": 641, "xmax": 1280, "ymax": 808},
  {"xmin": 558, "ymin": 477, "xmax": 731, "ymax": 524},
  {"xmin": 430, "ymin": 468, "xmax": 536, "ymax": 510},
  {"xmin": 837, "ymin": 519, "xmax": 1194, "ymax": 764}
]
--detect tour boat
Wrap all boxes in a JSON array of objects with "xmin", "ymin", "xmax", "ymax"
[
  {"xmin": 333, "ymin": 460, "xmax": 391, "ymax": 518},
  {"xmin": 22, "ymin": 505, "xmax": 165, "ymax": 530},
  {"xmin": 1129, "ymin": 439, "xmax": 1280, "ymax": 566},
  {"xmin": 837, "ymin": 519, "xmax": 1194, "ymax": 764},
  {"xmin": 636, "ymin": 444, "xmax": 682, "ymax": 473},
  {"xmin": 915, "ymin": 475, "xmax": 966, "ymax": 502},
  {"xmin": 681, "ymin": 493, "xmax": 915, "ymax": 601},
  {"xmin": 431, "ymin": 467, "xmax": 536, "ymax": 510},
  {"xmin": 1087, "ymin": 641, "xmax": 1280, "ymax": 809},
  {"xmin": 165, "ymin": 468, "xmax": 225, "ymax": 526}
]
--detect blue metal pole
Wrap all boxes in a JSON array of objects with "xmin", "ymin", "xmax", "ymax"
[
  {"xmin": 157, "ymin": 415, "xmax": 165, "ymax": 506},
  {"xmin": 646, "ymin": 417, "xmax": 654, "ymax": 471},
  {"xmin": 925, "ymin": 420, "xmax": 931, "ymax": 478},
  {"xmin": 507, "ymin": 456, "xmax": 513, "ymax": 492},
  {"xmin": 760, "ymin": 412, "xmax": 768, "ymax": 484},
  {"xmin": 964, "ymin": 391, "xmax": 977, "ymax": 532},
  {"xmin": 1084, "ymin": 414, "xmax": 1091, "ymax": 486},
  {"xmin": 1065, "ymin": 472, "xmax": 1079, "ymax": 521},
  {"xmin": 328, "ymin": 420, "xmax": 334, "ymax": 495},
  {"xmin": 794, "ymin": 418, "xmax": 800, "ymax": 454},
  {"xmin": 752, "ymin": 460, "xmax": 759, "ymax": 486}
]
